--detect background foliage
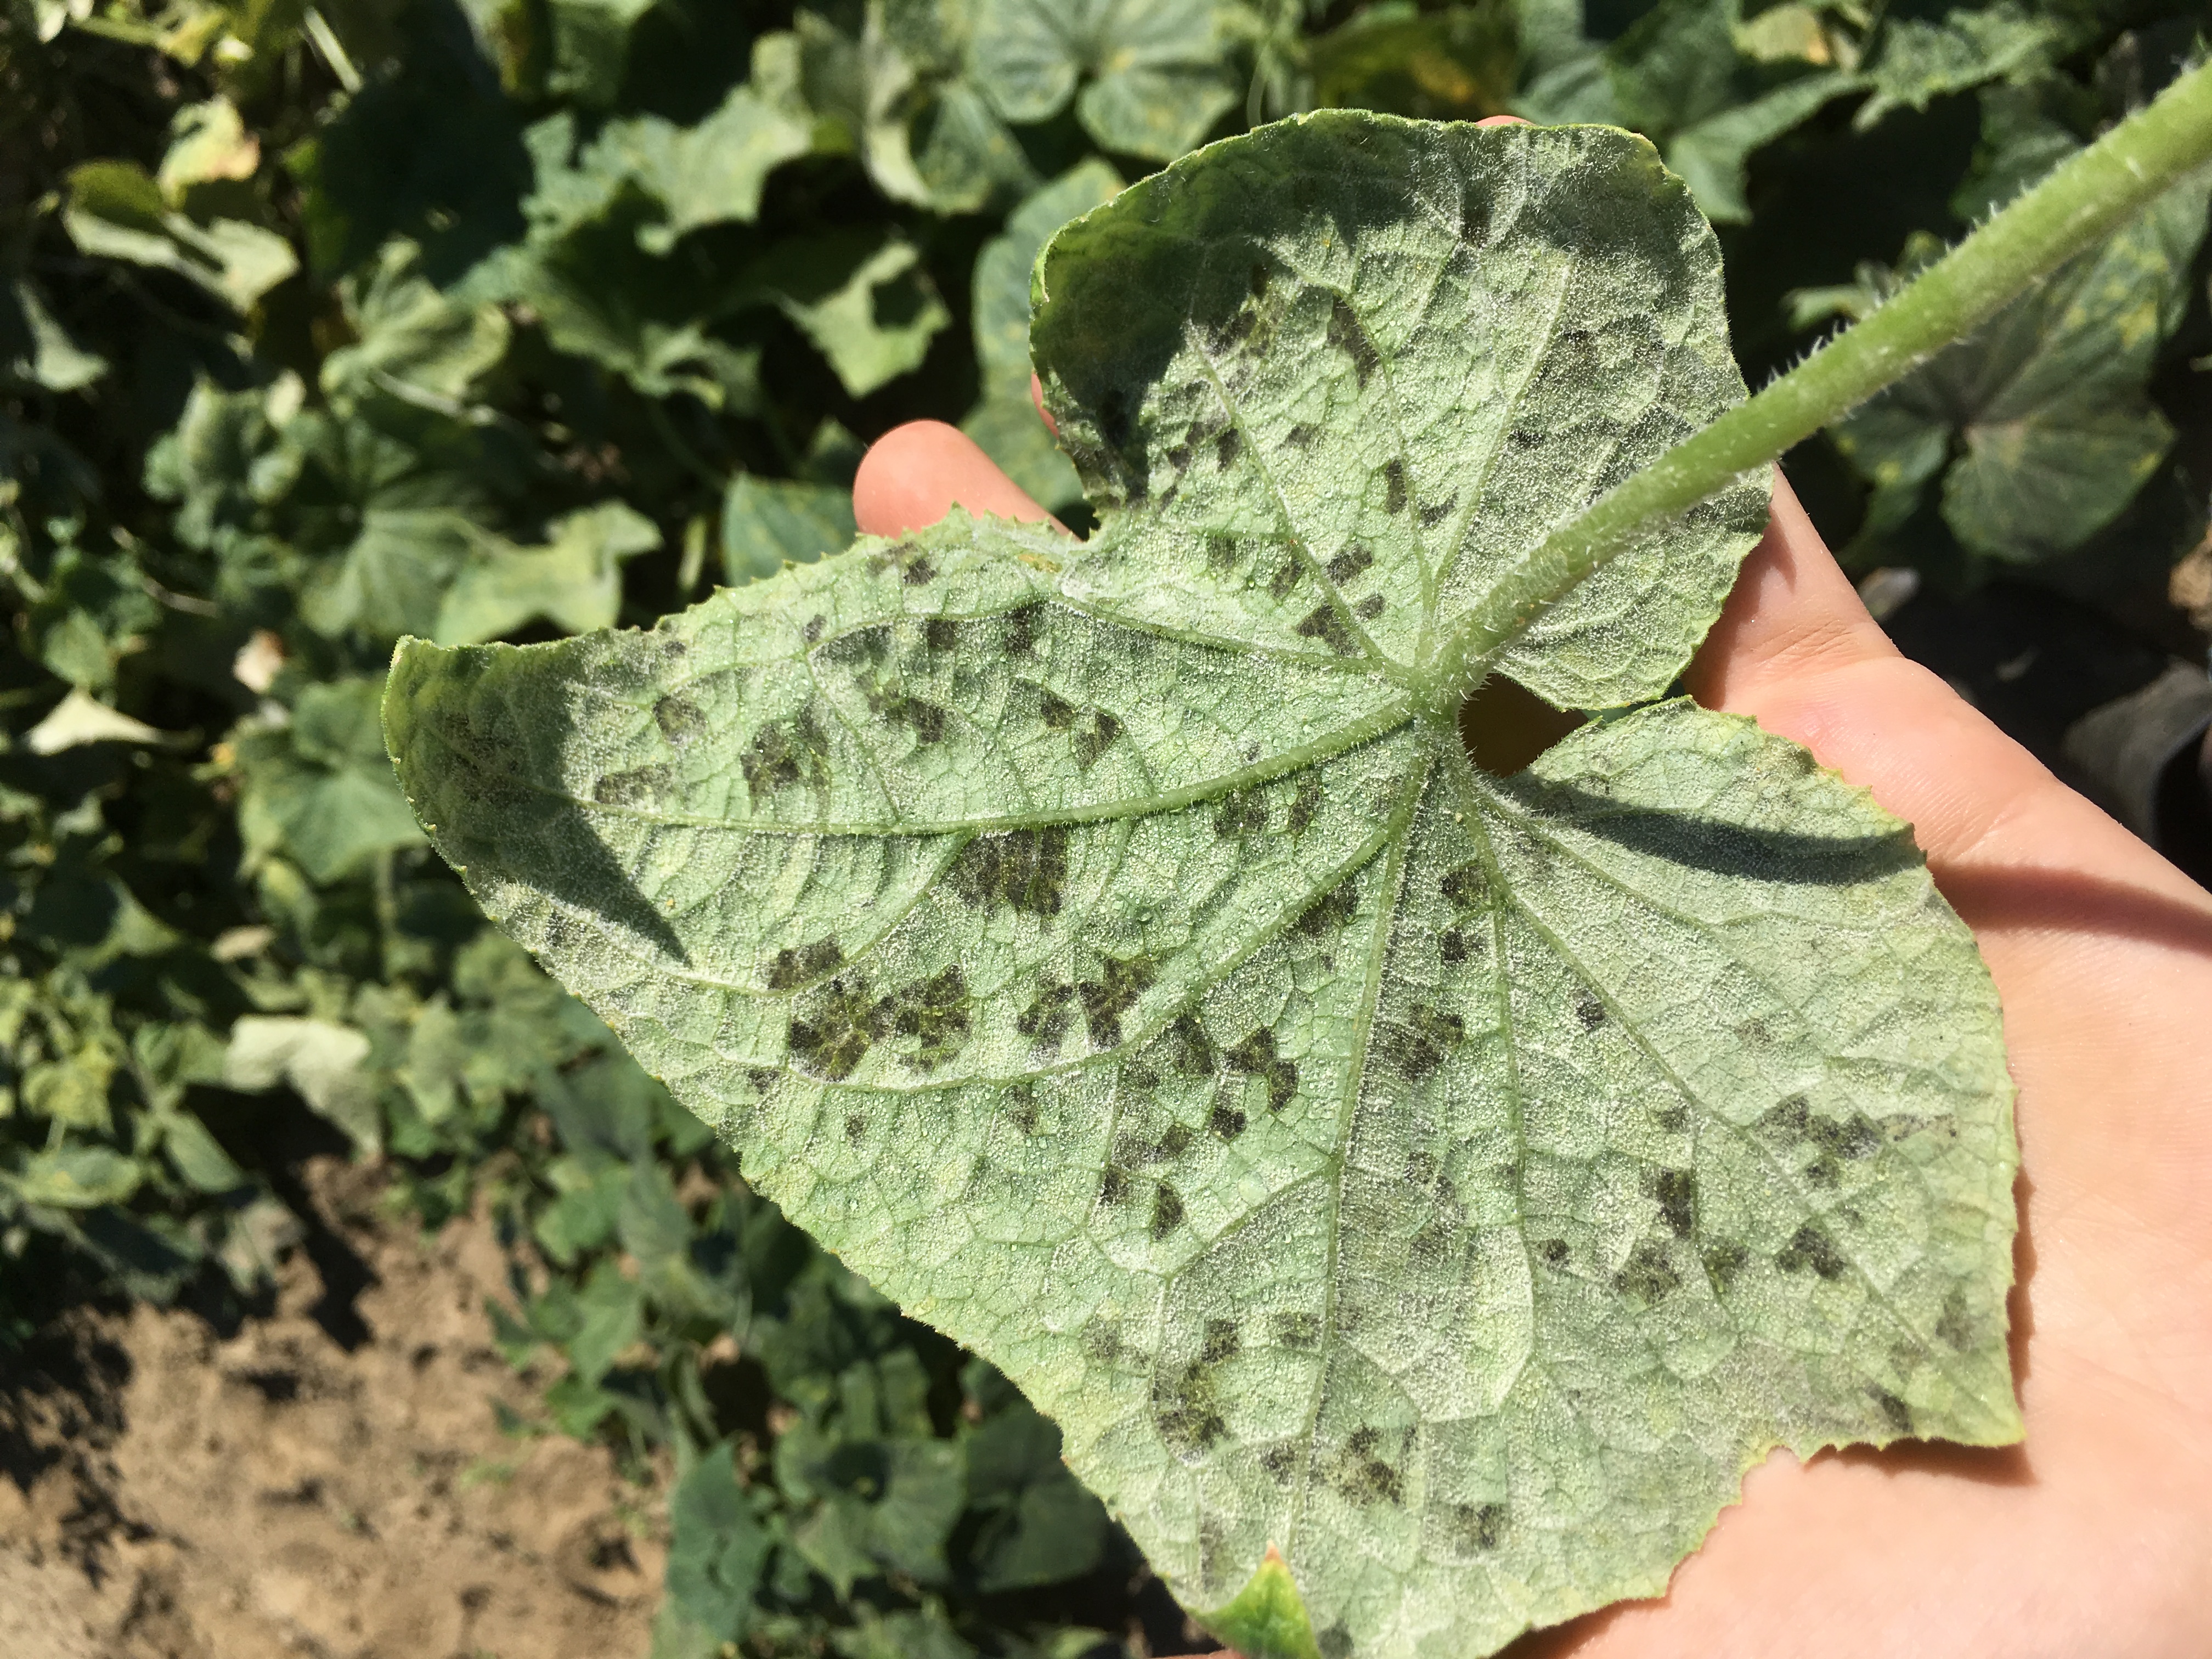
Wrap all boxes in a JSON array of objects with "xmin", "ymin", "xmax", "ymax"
[{"xmin": 3, "ymin": 0, "xmax": 2208, "ymax": 1652}]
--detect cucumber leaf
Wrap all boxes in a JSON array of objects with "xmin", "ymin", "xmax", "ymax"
[
  {"xmin": 386, "ymin": 115, "xmax": 2019, "ymax": 1658},
  {"xmin": 972, "ymin": 0, "xmax": 1240, "ymax": 161},
  {"xmin": 1835, "ymin": 166, "xmax": 2212, "ymax": 566},
  {"xmin": 963, "ymin": 160, "xmax": 1124, "ymax": 512}
]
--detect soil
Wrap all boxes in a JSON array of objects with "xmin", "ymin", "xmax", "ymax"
[{"xmin": 0, "ymin": 1156, "xmax": 663, "ymax": 1659}]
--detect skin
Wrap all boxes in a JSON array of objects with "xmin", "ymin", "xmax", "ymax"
[{"xmin": 850, "ymin": 118, "xmax": 2212, "ymax": 1641}]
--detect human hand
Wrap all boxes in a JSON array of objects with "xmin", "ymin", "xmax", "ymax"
[{"xmin": 853, "ymin": 403, "xmax": 2212, "ymax": 1658}]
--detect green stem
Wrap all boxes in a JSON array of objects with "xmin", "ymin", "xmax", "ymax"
[{"xmin": 1432, "ymin": 55, "xmax": 2212, "ymax": 703}]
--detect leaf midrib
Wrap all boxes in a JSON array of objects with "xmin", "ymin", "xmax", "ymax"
[{"xmin": 545, "ymin": 682, "xmax": 1421, "ymax": 838}]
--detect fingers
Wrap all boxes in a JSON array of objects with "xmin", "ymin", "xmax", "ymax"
[
  {"xmin": 852, "ymin": 420, "xmax": 1056, "ymax": 537},
  {"xmin": 1683, "ymin": 471, "xmax": 1897, "ymax": 709},
  {"xmin": 1685, "ymin": 475, "xmax": 2175, "ymax": 891}
]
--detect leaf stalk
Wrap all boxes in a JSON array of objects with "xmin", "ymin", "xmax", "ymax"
[{"xmin": 1431, "ymin": 56, "xmax": 2212, "ymax": 704}]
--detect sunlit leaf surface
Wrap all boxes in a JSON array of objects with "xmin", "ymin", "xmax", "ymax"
[{"xmin": 387, "ymin": 115, "xmax": 2018, "ymax": 1657}]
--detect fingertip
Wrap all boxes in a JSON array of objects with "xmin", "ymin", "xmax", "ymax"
[
  {"xmin": 1476, "ymin": 115, "xmax": 1530, "ymax": 128},
  {"xmin": 1684, "ymin": 470, "xmax": 1897, "ymax": 713},
  {"xmin": 853, "ymin": 420, "xmax": 1056, "ymax": 537},
  {"xmin": 1030, "ymin": 372, "xmax": 1059, "ymax": 437}
]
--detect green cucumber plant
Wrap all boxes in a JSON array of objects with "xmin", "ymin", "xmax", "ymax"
[{"xmin": 384, "ymin": 64, "xmax": 2212, "ymax": 1659}]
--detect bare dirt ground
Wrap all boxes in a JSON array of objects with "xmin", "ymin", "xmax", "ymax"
[{"xmin": 0, "ymin": 1158, "xmax": 662, "ymax": 1659}]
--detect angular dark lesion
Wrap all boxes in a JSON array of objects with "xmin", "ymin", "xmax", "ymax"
[
  {"xmin": 1001, "ymin": 602, "xmax": 1046, "ymax": 657},
  {"xmin": 868, "ymin": 540, "xmax": 937, "ymax": 586},
  {"xmin": 1152, "ymin": 1318, "xmax": 1241, "ymax": 1457},
  {"xmin": 654, "ymin": 694, "xmax": 706, "ymax": 746},
  {"xmin": 1272, "ymin": 1310, "xmax": 1319, "ymax": 1350},
  {"xmin": 765, "ymin": 936, "xmax": 844, "ymax": 990},
  {"xmin": 742, "ymin": 706, "xmax": 832, "ymax": 804},
  {"xmin": 870, "ymin": 687, "xmax": 949, "ymax": 743},
  {"xmin": 1292, "ymin": 878, "xmax": 1358, "ymax": 937},
  {"xmin": 1455, "ymin": 1501, "xmax": 1505, "ymax": 1553},
  {"xmin": 1327, "ymin": 294, "xmax": 1380, "ymax": 388},
  {"xmin": 785, "ymin": 962, "xmax": 972, "ymax": 1076},
  {"xmin": 1776, "ymin": 1222, "xmax": 1847, "ymax": 1280},
  {"xmin": 1165, "ymin": 1012, "xmax": 1215, "ymax": 1075},
  {"xmin": 1031, "ymin": 686, "xmax": 1122, "ymax": 769},
  {"xmin": 1226, "ymin": 1027, "xmax": 1297, "ymax": 1111},
  {"xmin": 1613, "ymin": 1239, "xmax": 1680, "ymax": 1304},
  {"xmin": 592, "ymin": 763, "xmax": 672, "ymax": 806},
  {"xmin": 1336, "ymin": 1426, "xmax": 1404, "ymax": 1507},
  {"xmin": 1439, "ymin": 861, "xmax": 1489, "ymax": 910},
  {"xmin": 949, "ymin": 826, "xmax": 1070, "ymax": 917},
  {"xmin": 1294, "ymin": 604, "xmax": 1359, "ymax": 655},
  {"xmin": 1870, "ymin": 1387, "xmax": 1912, "ymax": 1433},
  {"xmin": 1373, "ymin": 1005, "xmax": 1464, "ymax": 1081},
  {"xmin": 1213, "ymin": 791, "xmax": 1267, "ymax": 838},
  {"xmin": 1077, "ymin": 953, "xmax": 1158, "ymax": 1048},
  {"xmin": 1072, "ymin": 709, "xmax": 1121, "ymax": 770},
  {"xmin": 1325, "ymin": 544, "xmax": 1374, "ymax": 585},
  {"xmin": 1652, "ymin": 1168, "xmax": 1696, "ymax": 1239},
  {"xmin": 785, "ymin": 973, "xmax": 885, "ymax": 1082},
  {"xmin": 1701, "ymin": 1239, "xmax": 1749, "ymax": 1291},
  {"xmin": 1149, "ymin": 1183, "xmax": 1185, "ymax": 1239},
  {"xmin": 884, "ymin": 964, "xmax": 971, "ymax": 1071},
  {"xmin": 1014, "ymin": 978, "xmax": 1076, "ymax": 1053}
]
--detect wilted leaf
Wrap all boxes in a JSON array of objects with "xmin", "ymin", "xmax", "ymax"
[
  {"xmin": 722, "ymin": 475, "xmax": 857, "ymax": 585},
  {"xmin": 63, "ymin": 159, "xmax": 298, "ymax": 311},
  {"xmin": 1308, "ymin": 2, "xmax": 1517, "ymax": 121},
  {"xmin": 664, "ymin": 1442, "xmax": 770, "ymax": 1640},
  {"xmin": 530, "ymin": 41, "xmax": 819, "ymax": 255},
  {"xmin": 10, "ymin": 1144, "xmax": 145, "ymax": 1209},
  {"xmin": 830, "ymin": 1605, "xmax": 978, "ymax": 1659},
  {"xmin": 2, "ymin": 279, "xmax": 108, "ymax": 393},
  {"xmin": 387, "ymin": 116, "xmax": 2019, "ymax": 1656},
  {"xmin": 24, "ymin": 688, "xmax": 165, "ymax": 754},
  {"xmin": 961, "ymin": 1376, "xmax": 1109, "ymax": 1592},
  {"xmin": 757, "ymin": 232, "xmax": 950, "ymax": 397},
  {"xmin": 972, "ymin": 0, "xmax": 1240, "ymax": 160},
  {"xmin": 321, "ymin": 239, "xmax": 511, "ymax": 405},
  {"xmin": 435, "ymin": 501, "xmax": 661, "ymax": 644},
  {"xmin": 1854, "ymin": 1, "xmax": 2057, "ymax": 131},
  {"xmin": 225, "ymin": 1015, "xmax": 382, "ymax": 1153},
  {"xmin": 156, "ymin": 97, "xmax": 261, "ymax": 200},
  {"xmin": 548, "ymin": 0, "xmax": 659, "ymax": 106},
  {"xmin": 1835, "ymin": 168, "xmax": 2212, "ymax": 564},
  {"xmin": 962, "ymin": 160, "xmax": 1122, "ymax": 510},
  {"xmin": 161, "ymin": 1108, "xmax": 250, "ymax": 1193},
  {"xmin": 233, "ymin": 678, "xmax": 427, "ymax": 882},
  {"xmin": 1516, "ymin": 0, "xmax": 1858, "ymax": 223}
]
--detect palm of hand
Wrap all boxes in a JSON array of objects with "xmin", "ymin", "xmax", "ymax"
[{"xmin": 853, "ymin": 424, "xmax": 2212, "ymax": 1659}]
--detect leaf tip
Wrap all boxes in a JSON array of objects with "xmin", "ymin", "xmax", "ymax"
[{"xmin": 1203, "ymin": 1542, "xmax": 1324, "ymax": 1659}]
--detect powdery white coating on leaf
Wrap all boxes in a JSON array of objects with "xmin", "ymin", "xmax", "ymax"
[
  {"xmin": 1034, "ymin": 115, "xmax": 1767, "ymax": 709},
  {"xmin": 385, "ymin": 114, "xmax": 2019, "ymax": 1659}
]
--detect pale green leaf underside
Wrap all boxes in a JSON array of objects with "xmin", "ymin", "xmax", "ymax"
[{"xmin": 385, "ymin": 115, "xmax": 2018, "ymax": 1659}]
